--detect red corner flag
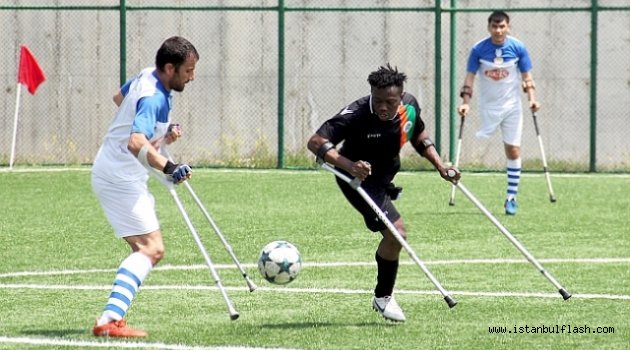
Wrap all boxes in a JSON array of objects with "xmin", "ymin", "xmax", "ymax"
[{"xmin": 17, "ymin": 45, "xmax": 46, "ymax": 95}]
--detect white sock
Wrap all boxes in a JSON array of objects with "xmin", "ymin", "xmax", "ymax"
[
  {"xmin": 97, "ymin": 252, "xmax": 153, "ymax": 326},
  {"xmin": 506, "ymin": 158, "xmax": 521, "ymax": 200}
]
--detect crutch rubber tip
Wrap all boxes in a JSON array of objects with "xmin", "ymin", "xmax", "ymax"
[
  {"xmin": 448, "ymin": 201, "xmax": 455, "ymax": 206},
  {"xmin": 444, "ymin": 296, "xmax": 458, "ymax": 308},
  {"xmin": 559, "ymin": 288, "xmax": 572, "ymax": 300},
  {"xmin": 230, "ymin": 313, "xmax": 240, "ymax": 321},
  {"xmin": 550, "ymin": 196, "xmax": 557, "ymax": 203},
  {"xmin": 246, "ymin": 279, "xmax": 257, "ymax": 292}
]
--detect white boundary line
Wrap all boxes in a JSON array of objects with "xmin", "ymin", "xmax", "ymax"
[
  {"xmin": 1, "ymin": 166, "xmax": 628, "ymax": 178},
  {"xmin": 0, "ymin": 259, "xmax": 627, "ymax": 349},
  {"xmin": 0, "ymin": 283, "xmax": 628, "ymax": 301},
  {"xmin": 0, "ymin": 336, "xmax": 302, "ymax": 350},
  {"xmin": 1, "ymin": 258, "xmax": 628, "ymax": 278},
  {"xmin": 1, "ymin": 258, "xmax": 628, "ymax": 301}
]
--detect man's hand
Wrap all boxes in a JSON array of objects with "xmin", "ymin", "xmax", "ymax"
[
  {"xmin": 164, "ymin": 123, "xmax": 182, "ymax": 145},
  {"xmin": 350, "ymin": 160, "xmax": 371, "ymax": 181},
  {"xmin": 529, "ymin": 101, "xmax": 541, "ymax": 112},
  {"xmin": 440, "ymin": 166, "xmax": 461, "ymax": 184},
  {"xmin": 171, "ymin": 164, "xmax": 192, "ymax": 184},
  {"xmin": 163, "ymin": 161, "xmax": 192, "ymax": 184},
  {"xmin": 457, "ymin": 104, "xmax": 470, "ymax": 117}
]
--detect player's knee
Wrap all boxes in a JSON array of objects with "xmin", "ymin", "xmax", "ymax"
[
  {"xmin": 383, "ymin": 230, "xmax": 405, "ymax": 250},
  {"xmin": 393, "ymin": 221, "xmax": 407, "ymax": 241},
  {"xmin": 152, "ymin": 246, "xmax": 165, "ymax": 265},
  {"xmin": 141, "ymin": 245, "xmax": 165, "ymax": 266},
  {"xmin": 388, "ymin": 231, "xmax": 407, "ymax": 244},
  {"xmin": 504, "ymin": 145, "xmax": 520, "ymax": 159}
]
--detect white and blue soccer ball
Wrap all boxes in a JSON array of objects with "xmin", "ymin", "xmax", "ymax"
[{"xmin": 257, "ymin": 240, "xmax": 302, "ymax": 285}]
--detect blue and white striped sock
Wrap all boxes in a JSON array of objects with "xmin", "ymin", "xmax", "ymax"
[
  {"xmin": 98, "ymin": 252, "xmax": 152, "ymax": 325},
  {"xmin": 506, "ymin": 158, "xmax": 521, "ymax": 201}
]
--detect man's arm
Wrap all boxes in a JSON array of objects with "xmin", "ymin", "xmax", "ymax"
[
  {"xmin": 128, "ymin": 132, "xmax": 169, "ymax": 171},
  {"xmin": 521, "ymin": 71, "xmax": 541, "ymax": 112},
  {"xmin": 411, "ymin": 129, "xmax": 460, "ymax": 183},
  {"xmin": 307, "ymin": 133, "xmax": 371, "ymax": 181},
  {"xmin": 113, "ymin": 90, "xmax": 124, "ymax": 107},
  {"xmin": 457, "ymin": 72, "xmax": 476, "ymax": 117},
  {"xmin": 128, "ymin": 132, "xmax": 192, "ymax": 184}
]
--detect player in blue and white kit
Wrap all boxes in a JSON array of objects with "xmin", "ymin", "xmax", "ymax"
[
  {"xmin": 91, "ymin": 36, "xmax": 199, "ymax": 337},
  {"xmin": 457, "ymin": 11, "xmax": 541, "ymax": 215}
]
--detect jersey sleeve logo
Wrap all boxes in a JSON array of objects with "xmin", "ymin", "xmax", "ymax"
[
  {"xmin": 398, "ymin": 105, "xmax": 417, "ymax": 146},
  {"xmin": 340, "ymin": 106, "xmax": 353, "ymax": 115}
]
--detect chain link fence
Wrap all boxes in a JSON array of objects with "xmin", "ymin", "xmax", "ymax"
[{"xmin": 1, "ymin": 0, "xmax": 628, "ymax": 171}]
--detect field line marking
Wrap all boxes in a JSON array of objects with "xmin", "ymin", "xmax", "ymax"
[
  {"xmin": 1, "ymin": 167, "xmax": 628, "ymax": 178},
  {"xmin": 0, "ymin": 283, "xmax": 628, "ymax": 301},
  {"xmin": 0, "ymin": 336, "xmax": 302, "ymax": 350},
  {"xmin": 1, "ymin": 257, "xmax": 628, "ymax": 278}
]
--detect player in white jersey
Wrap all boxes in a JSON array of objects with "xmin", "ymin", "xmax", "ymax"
[
  {"xmin": 457, "ymin": 11, "xmax": 540, "ymax": 215},
  {"xmin": 91, "ymin": 36, "xmax": 199, "ymax": 337}
]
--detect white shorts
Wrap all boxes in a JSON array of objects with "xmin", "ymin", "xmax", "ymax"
[
  {"xmin": 476, "ymin": 105, "xmax": 523, "ymax": 146},
  {"xmin": 92, "ymin": 174, "xmax": 159, "ymax": 238}
]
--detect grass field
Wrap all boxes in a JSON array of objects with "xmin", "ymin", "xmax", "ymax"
[{"xmin": 0, "ymin": 167, "xmax": 628, "ymax": 350}]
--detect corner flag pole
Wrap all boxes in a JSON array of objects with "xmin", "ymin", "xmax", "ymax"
[
  {"xmin": 9, "ymin": 83, "xmax": 22, "ymax": 170},
  {"xmin": 9, "ymin": 45, "xmax": 46, "ymax": 170}
]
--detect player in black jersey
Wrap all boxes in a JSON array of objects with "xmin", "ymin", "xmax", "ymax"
[{"xmin": 307, "ymin": 64, "xmax": 460, "ymax": 322}]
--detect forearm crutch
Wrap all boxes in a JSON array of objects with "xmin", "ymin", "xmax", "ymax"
[
  {"xmin": 531, "ymin": 112, "xmax": 557, "ymax": 202},
  {"xmin": 454, "ymin": 180, "xmax": 571, "ymax": 300},
  {"xmin": 449, "ymin": 116, "xmax": 465, "ymax": 206},
  {"xmin": 152, "ymin": 170, "xmax": 240, "ymax": 320},
  {"xmin": 162, "ymin": 149, "xmax": 257, "ymax": 292},
  {"xmin": 320, "ymin": 162, "xmax": 457, "ymax": 308}
]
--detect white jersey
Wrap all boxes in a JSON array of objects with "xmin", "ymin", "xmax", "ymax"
[
  {"xmin": 477, "ymin": 59, "xmax": 521, "ymax": 110},
  {"xmin": 92, "ymin": 67, "xmax": 172, "ymax": 183}
]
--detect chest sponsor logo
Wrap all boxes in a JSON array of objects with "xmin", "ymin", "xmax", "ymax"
[
  {"xmin": 367, "ymin": 133, "xmax": 381, "ymax": 139},
  {"xmin": 484, "ymin": 68, "xmax": 510, "ymax": 81}
]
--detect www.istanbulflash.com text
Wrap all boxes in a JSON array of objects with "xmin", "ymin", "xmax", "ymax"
[{"xmin": 488, "ymin": 325, "xmax": 615, "ymax": 334}]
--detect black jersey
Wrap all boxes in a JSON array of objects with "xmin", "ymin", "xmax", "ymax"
[{"xmin": 316, "ymin": 92, "xmax": 425, "ymax": 186}]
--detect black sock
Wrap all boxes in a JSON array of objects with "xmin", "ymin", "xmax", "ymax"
[{"xmin": 374, "ymin": 252, "xmax": 399, "ymax": 298}]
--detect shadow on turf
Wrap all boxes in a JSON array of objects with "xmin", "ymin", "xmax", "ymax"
[
  {"xmin": 21, "ymin": 329, "xmax": 86, "ymax": 337},
  {"xmin": 260, "ymin": 321, "xmax": 397, "ymax": 329}
]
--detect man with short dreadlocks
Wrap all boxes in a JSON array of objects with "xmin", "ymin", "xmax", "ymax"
[{"xmin": 307, "ymin": 64, "xmax": 460, "ymax": 322}]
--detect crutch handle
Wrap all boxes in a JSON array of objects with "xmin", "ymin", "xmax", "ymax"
[{"xmin": 349, "ymin": 178, "xmax": 362, "ymax": 189}]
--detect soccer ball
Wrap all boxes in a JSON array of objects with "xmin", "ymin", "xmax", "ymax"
[{"xmin": 257, "ymin": 240, "xmax": 302, "ymax": 285}]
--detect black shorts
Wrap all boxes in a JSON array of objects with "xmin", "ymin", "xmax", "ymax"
[{"xmin": 335, "ymin": 176, "xmax": 400, "ymax": 232}]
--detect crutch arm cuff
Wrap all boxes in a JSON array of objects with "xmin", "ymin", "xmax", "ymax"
[
  {"xmin": 413, "ymin": 138, "xmax": 435, "ymax": 155},
  {"xmin": 522, "ymin": 79, "xmax": 536, "ymax": 92},
  {"xmin": 137, "ymin": 143, "xmax": 151, "ymax": 167},
  {"xmin": 316, "ymin": 141, "xmax": 335, "ymax": 164},
  {"xmin": 460, "ymin": 85, "xmax": 473, "ymax": 98}
]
